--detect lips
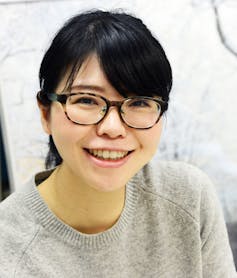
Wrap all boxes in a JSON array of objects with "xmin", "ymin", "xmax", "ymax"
[{"xmin": 86, "ymin": 149, "xmax": 130, "ymax": 160}]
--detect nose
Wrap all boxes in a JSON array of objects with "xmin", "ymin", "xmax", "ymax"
[{"xmin": 96, "ymin": 107, "xmax": 127, "ymax": 138}]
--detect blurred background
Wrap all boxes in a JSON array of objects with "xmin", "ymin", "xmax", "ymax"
[{"xmin": 0, "ymin": 0, "xmax": 237, "ymax": 264}]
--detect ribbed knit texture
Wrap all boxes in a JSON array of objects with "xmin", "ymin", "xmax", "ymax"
[{"xmin": 0, "ymin": 161, "xmax": 236, "ymax": 277}]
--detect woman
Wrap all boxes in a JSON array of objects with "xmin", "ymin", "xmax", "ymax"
[{"xmin": 0, "ymin": 10, "xmax": 236, "ymax": 277}]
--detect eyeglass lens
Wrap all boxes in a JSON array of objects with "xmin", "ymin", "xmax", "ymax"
[{"xmin": 65, "ymin": 94, "xmax": 161, "ymax": 128}]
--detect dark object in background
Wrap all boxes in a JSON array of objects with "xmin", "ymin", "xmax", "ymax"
[
  {"xmin": 227, "ymin": 223, "xmax": 237, "ymax": 270},
  {"xmin": 0, "ymin": 124, "xmax": 10, "ymax": 201}
]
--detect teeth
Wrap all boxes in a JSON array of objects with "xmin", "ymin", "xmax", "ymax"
[{"xmin": 88, "ymin": 149, "xmax": 129, "ymax": 160}]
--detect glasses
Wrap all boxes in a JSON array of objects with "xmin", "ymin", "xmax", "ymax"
[{"xmin": 43, "ymin": 92, "xmax": 167, "ymax": 129}]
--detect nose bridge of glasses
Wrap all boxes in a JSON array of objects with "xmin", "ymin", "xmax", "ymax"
[
  {"xmin": 103, "ymin": 100, "xmax": 123, "ymax": 115},
  {"xmin": 101, "ymin": 99, "xmax": 124, "ymax": 124},
  {"xmin": 107, "ymin": 100, "xmax": 123, "ymax": 109}
]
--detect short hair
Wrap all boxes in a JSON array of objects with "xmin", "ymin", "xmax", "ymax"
[{"xmin": 37, "ymin": 10, "xmax": 173, "ymax": 169}]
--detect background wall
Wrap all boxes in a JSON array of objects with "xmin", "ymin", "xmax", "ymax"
[{"xmin": 0, "ymin": 0, "xmax": 236, "ymax": 221}]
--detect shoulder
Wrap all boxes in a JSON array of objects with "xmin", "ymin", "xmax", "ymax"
[
  {"xmin": 140, "ymin": 160, "xmax": 218, "ymax": 223},
  {"xmin": 0, "ymin": 191, "xmax": 28, "ymax": 229},
  {"xmin": 0, "ymin": 184, "xmax": 40, "ymax": 275}
]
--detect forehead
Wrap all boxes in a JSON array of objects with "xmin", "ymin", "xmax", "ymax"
[
  {"xmin": 73, "ymin": 54, "xmax": 107, "ymax": 85},
  {"xmin": 56, "ymin": 54, "xmax": 104, "ymax": 89},
  {"xmin": 56, "ymin": 54, "xmax": 125, "ymax": 99}
]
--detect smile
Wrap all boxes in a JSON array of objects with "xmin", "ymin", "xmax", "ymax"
[{"xmin": 86, "ymin": 149, "xmax": 130, "ymax": 160}]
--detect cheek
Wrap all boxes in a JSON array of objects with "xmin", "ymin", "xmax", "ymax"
[
  {"xmin": 50, "ymin": 106, "xmax": 77, "ymax": 140},
  {"xmin": 138, "ymin": 121, "xmax": 163, "ymax": 155},
  {"xmin": 48, "ymin": 104, "xmax": 91, "ymax": 154}
]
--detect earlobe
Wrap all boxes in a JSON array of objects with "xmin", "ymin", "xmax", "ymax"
[{"xmin": 37, "ymin": 101, "xmax": 51, "ymax": 135}]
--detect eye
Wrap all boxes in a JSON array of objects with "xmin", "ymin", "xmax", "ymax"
[
  {"xmin": 128, "ymin": 99, "xmax": 151, "ymax": 107},
  {"xmin": 77, "ymin": 97, "xmax": 97, "ymax": 105},
  {"xmin": 69, "ymin": 95, "xmax": 99, "ymax": 106}
]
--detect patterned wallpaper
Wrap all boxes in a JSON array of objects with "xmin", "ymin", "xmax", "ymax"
[{"xmin": 0, "ymin": 0, "xmax": 236, "ymax": 221}]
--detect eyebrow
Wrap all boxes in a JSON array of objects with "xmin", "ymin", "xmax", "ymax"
[{"xmin": 70, "ymin": 84, "xmax": 105, "ymax": 92}]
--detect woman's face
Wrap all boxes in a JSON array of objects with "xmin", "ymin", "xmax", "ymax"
[{"xmin": 40, "ymin": 54, "xmax": 163, "ymax": 192}]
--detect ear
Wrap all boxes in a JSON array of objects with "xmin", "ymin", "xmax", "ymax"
[{"xmin": 37, "ymin": 100, "xmax": 51, "ymax": 135}]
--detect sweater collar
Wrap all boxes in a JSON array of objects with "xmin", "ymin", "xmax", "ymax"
[{"xmin": 22, "ymin": 168, "xmax": 142, "ymax": 249}]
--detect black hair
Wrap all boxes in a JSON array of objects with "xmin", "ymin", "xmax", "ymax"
[{"xmin": 37, "ymin": 9, "xmax": 173, "ymax": 169}]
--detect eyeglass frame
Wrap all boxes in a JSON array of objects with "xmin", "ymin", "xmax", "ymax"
[{"xmin": 38, "ymin": 91, "xmax": 168, "ymax": 130}]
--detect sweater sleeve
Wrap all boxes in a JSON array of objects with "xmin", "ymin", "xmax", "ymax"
[{"xmin": 200, "ymin": 176, "xmax": 237, "ymax": 277}]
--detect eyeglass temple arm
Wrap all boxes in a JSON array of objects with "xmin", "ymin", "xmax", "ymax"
[{"xmin": 45, "ymin": 93, "xmax": 67, "ymax": 103}]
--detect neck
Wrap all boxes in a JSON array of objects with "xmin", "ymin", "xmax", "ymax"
[{"xmin": 38, "ymin": 164, "xmax": 126, "ymax": 234}]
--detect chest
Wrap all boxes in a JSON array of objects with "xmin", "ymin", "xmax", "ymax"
[{"xmin": 14, "ymin": 224, "xmax": 201, "ymax": 278}]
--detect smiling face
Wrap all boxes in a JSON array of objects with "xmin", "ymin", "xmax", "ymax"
[{"xmin": 39, "ymin": 54, "xmax": 163, "ymax": 192}]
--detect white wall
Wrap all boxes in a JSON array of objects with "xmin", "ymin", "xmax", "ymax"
[{"xmin": 0, "ymin": 0, "xmax": 236, "ymax": 219}]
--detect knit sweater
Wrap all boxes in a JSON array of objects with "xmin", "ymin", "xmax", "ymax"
[{"xmin": 0, "ymin": 161, "xmax": 236, "ymax": 278}]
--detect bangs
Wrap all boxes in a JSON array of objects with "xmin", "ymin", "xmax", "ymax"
[
  {"xmin": 41, "ymin": 11, "xmax": 172, "ymax": 102},
  {"xmin": 64, "ymin": 14, "xmax": 171, "ymax": 100},
  {"xmin": 95, "ymin": 19, "xmax": 172, "ymax": 100}
]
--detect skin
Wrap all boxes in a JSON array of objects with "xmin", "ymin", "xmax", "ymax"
[{"xmin": 38, "ymin": 54, "xmax": 163, "ymax": 234}]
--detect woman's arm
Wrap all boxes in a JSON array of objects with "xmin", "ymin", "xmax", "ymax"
[{"xmin": 200, "ymin": 178, "xmax": 237, "ymax": 277}]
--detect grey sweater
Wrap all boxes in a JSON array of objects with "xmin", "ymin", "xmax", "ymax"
[{"xmin": 0, "ymin": 161, "xmax": 236, "ymax": 278}]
